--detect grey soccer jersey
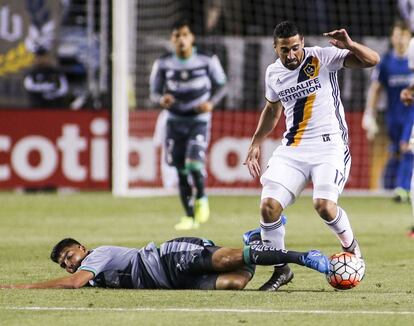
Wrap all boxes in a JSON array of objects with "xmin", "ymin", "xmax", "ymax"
[
  {"xmin": 78, "ymin": 243, "xmax": 172, "ymax": 289},
  {"xmin": 150, "ymin": 47, "xmax": 226, "ymax": 121},
  {"xmin": 77, "ymin": 238, "xmax": 219, "ymax": 290}
]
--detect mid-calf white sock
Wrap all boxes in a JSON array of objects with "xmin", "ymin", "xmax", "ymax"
[
  {"xmin": 260, "ymin": 218, "xmax": 286, "ymax": 250},
  {"xmin": 325, "ymin": 206, "xmax": 354, "ymax": 248}
]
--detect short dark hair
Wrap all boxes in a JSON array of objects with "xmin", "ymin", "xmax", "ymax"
[
  {"xmin": 50, "ymin": 238, "xmax": 81, "ymax": 263},
  {"xmin": 392, "ymin": 20, "xmax": 411, "ymax": 33},
  {"xmin": 171, "ymin": 19, "xmax": 193, "ymax": 33},
  {"xmin": 273, "ymin": 21, "xmax": 303, "ymax": 42}
]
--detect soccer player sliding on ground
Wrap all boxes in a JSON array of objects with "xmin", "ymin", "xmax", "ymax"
[{"xmin": 0, "ymin": 233, "xmax": 328, "ymax": 290}]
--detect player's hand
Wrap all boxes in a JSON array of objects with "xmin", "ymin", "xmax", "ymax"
[
  {"xmin": 323, "ymin": 29, "xmax": 354, "ymax": 50},
  {"xmin": 196, "ymin": 102, "xmax": 213, "ymax": 113},
  {"xmin": 400, "ymin": 88, "xmax": 414, "ymax": 106},
  {"xmin": 244, "ymin": 144, "xmax": 261, "ymax": 178},
  {"xmin": 159, "ymin": 94, "xmax": 175, "ymax": 108},
  {"xmin": 361, "ymin": 109, "xmax": 378, "ymax": 141}
]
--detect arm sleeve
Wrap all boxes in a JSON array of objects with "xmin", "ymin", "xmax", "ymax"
[
  {"xmin": 318, "ymin": 46, "xmax": 350, "ymax": 71},
  {"xmin": 208, "ymin": 55, "xmax": 227, "ymax": 86},
  {"xmin": 78, "ymin": 247, "xmax": 112, "ymax": 277},
  {"xmin": 265, "ymin": 66, "xmax": 279, "ymax": 103},
  {"xmin": 208, "ymin": 55, "xmax": 227, "ymax": 106},
  {"xmin": 149, "ymin": 59, "xmax": 164, "ymax": 104}
]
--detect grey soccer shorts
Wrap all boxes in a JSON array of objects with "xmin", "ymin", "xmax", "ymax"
[
  {"xmin": 159, "ymin": 237, "xmax": 220, "ymax": 289},
  {"xmin": 165, "ymin": 119, "xmax": 209, "ymax": 169}
]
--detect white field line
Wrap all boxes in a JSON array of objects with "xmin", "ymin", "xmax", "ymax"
[{"xmin": 1, "ymin": 306, "xmax": 413, "ymax": 315}]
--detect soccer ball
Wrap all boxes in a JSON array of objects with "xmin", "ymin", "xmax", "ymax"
[{"xmin": 326, "ymin": 252, "xmax": 365, "ymax": 290}]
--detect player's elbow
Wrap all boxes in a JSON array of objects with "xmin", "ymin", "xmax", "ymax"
[
  {"xmin": 368, "ymin": 53, "xmax": 380, "ymax": 67},
  {"xmin": 363, "ymin": 52, "xmax": 380, "ymax": 68},
  {"xmin": 69, "ymin": 280, "xmax": 86, "ymax": 289}
]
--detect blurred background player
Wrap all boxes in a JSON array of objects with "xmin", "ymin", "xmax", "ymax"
[
  {"xmin": 362, "ymin": 21, "xmax": 414, "ymax": 202},
  {"xmin": 399, "ymin": 32, "xmax": 414, "ymax": 238},
  {"xmin": 23, "ymin": 48, "xmax": 69, "ymax": 109},
  {"xmin": 245, "ymin": 21, "xmax": 379, "ymax": 291},
  {"xmin": 0, "ymin": 235, "xmax": 329, "ymax": 290},
  {"xmin": 150, "ymin": 20, "xmax": 227, "ymax": 230}
]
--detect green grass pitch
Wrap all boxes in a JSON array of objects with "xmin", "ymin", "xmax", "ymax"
[{"xmin": 0, "ymin": 192, "xmax": 413, "ymax": 325}]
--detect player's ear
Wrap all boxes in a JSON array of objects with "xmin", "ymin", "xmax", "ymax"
[{"xmin": 79, "ymin": 245, "xmax": 86, "ymax": 252}]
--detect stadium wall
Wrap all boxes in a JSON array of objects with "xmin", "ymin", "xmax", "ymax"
[{"xmin": 0, "ymin": 109, "xmax": 370, "ymax": 190}]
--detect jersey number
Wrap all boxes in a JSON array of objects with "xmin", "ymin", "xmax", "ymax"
[{"xmin": 334, "ymin": 169, "xmax": 345, "ymax": 187}]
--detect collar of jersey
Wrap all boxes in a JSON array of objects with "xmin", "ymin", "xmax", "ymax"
[{"xmin": 174, "ymin": 47, "xmax": 196, "ymax": 63}]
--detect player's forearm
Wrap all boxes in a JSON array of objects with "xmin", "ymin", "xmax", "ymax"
[
  {"xmin": 347, "ymin": 42, "xmax": 380, "ymax": 68},
  {"xmin": 251, "ymin": 105, "xmax": 281, "ymax": 146},
  {"xmin": 1, "ymin": 276, "xmax": 86, "ymax": 289},
  {"xmin": 150, "ymin": 91, "xmax": 163, "ymax": 105}
]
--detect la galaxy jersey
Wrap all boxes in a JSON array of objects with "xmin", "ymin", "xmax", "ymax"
[
  {"xmin": 373, "ymin": 50, "xmax": 414, "ymax": 120},
  {"xmin": 265, "ymin": 46, "xmax": 350, "ymax": 146},
  {"xmin": 150, "ymin": 47, "xmax": 226, "ymax": 121}
]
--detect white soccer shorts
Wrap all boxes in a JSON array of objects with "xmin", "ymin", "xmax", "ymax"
[{"xmin": 260, "ymin": 142, "xmax": 351, "ymax": 208}]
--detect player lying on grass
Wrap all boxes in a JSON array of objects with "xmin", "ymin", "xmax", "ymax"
[{"xmin": 0, "ymin": 231, "xmax": 329, "ymax": 290}]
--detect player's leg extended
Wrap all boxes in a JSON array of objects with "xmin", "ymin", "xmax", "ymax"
[
  {"xmin": 186, "ymin": 120, "xmax": 210, "ymax": 224},
  {"xmin": 213, "ymin": 245, "xmax": 329, "ymax": 290}
]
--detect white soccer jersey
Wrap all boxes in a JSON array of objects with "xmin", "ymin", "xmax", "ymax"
[{"xmin": 265, "ymin": 46, "xmax": 350, "ymax": 147}]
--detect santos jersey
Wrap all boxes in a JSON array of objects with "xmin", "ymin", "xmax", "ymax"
[
  {"xmin": 150, "ymin": 47, "xmax": 226, "ymax": 122},
  {"xmin": 77, "ymin": 238, "xmax": 217, "ymax": 290},
  {"xmin": 265, "ymin": 46, "xmax": 350, "ymax": 147},
  {"xmin": 78, "ymin": 243, "xmax": 172, "ymax": 289}
]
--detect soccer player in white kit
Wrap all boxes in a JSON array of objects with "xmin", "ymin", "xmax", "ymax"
[
  {"xmin": 245, "ymin": 21, "xmax": 380, "ymax": 291},
  {"xmin": 399, "ymin": 36, "xmax": 414, "ymax": 239}
]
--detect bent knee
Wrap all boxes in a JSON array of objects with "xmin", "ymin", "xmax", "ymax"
[
  {"xmin": 213, "ymin": 254, "xmax": 233, "ymax": 269},
  {"xmin": 260, "ymin": 198, "xmax": 283, "ymax": 222},
  {"xmin": 313, "ymin": 198, "xmax": 337, "ymax": 220}
]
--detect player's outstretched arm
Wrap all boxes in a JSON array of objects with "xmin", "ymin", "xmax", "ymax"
[
  {"xmin": 0, "ymin": 270, "xmax": 93, "ymax": 289},
  {"xmin": 323, "ymin": 29, "xmax": 380, "ymax": 68},
  {"xmin": 244, "ymin": 101, "xmax": 283, "ymax": 178}
]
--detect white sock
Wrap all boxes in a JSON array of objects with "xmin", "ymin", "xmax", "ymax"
[
  {"xmin": 325, "ymin": 206, "xmax": 354, "ymax": 248},
  {"xmin": 260, "ymin": 218, "xmax": 286, "ymax": 250}
]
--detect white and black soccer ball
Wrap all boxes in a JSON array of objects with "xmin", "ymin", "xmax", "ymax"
[{"xmin": 326, "ymin": 252, "xmax": 365, "ymax": 290}]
